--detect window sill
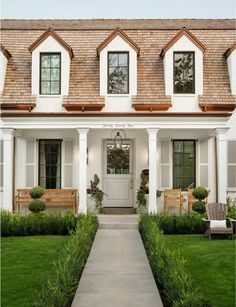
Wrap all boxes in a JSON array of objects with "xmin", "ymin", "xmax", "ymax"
[
  {"xmin": 39, "ymin": 95, "xmax": 62, "ymax": 98},
  {"xmin": 106, "ymin": 94, "xmax": 130, "ymax": 97},
  {"xmin": 173, "ymin": 94, "xmax": 196, "ymax": 97}
]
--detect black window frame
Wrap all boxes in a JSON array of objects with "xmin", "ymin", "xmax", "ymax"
[
  {"xmin": 173, "ymin": 51, "xmax": 195, "ymax": 94},
  {"xmin": 38, "ymin": 139, "xmax": 62, "ymax": 189},
  {"xmin": 173, "ymin": 139, "xmax": 196, "ymax": 191},
  {"xmin": 39, "ymin": 52, "xmax": 61, "ymax": 95},
  {"xmin": 107, "ymin": 51, "xmax": 129, "ymax": 94}
]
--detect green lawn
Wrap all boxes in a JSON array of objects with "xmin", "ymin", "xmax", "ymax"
[
  {"xmin": 165, "ymin": 235, "xmax": 235, "ymax": 307},
  {"xmin": 1, "ymin": 236, "xmax": 69, "ymax": 307}
]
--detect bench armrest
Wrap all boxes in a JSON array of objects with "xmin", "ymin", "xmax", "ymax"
[{"xmin": 202, "ymin": 218, "xmax": 210, "ymax": 222}]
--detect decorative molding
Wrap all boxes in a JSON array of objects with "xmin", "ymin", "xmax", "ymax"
[
  {"xmin": 224, "ymin": 43, "xmax": 236, "ymax": 59},
  {"xmin": 1, "ymin": 112, "xmax": 231, "ymax": 118},
  {"xmin": 0, "ymin": 44, "xmax": 12, "ymax": 59},
  {"xmin": 62, "ymin": 103, "xmax": 105, "ymax": 111},
  {"xmin": 97, "ymin": 27, "xmax": 140, "ymax": 56},
  {"xmin": 160, "ymin": 27, "xmax": 206, "ymax": 58},
  {"xmin": 28, "ymin": 27, "xmax": 74, "ymax": 59},
  {"xmin": 199, "ymin": 103, "xmax": 236, "ymax": 112},
  {"xmin": 132, "ymin": 104, "xmax": 171, "ymax": 111},
  {"xmin": 0, "ymin": 103, "xmax": 36, "ymax": 111}
]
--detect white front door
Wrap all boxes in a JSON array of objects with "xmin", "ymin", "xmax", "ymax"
[{"xmin": 103, "ymin": 140, "xmax": 133, "ymax": 207}]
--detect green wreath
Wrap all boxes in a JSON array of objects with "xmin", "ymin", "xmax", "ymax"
[{"xmin": 107, "ymin": 148, "xmax": 128, "ymax": 168}]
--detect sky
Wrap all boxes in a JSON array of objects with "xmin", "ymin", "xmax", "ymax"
[{"xmin": 1, "ymin": 0, "xmax": 236, "ymax": 19}]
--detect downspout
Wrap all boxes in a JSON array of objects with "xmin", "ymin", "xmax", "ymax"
[{"xmin": 215, "ymin": 136, "xmax": 218, "ymax": 202}]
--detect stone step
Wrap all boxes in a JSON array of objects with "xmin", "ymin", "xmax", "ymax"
[
  {"xmin": 101, "ymin": 207, "xmax": 136, "ymax": 215},
  {"xmin": 98, "ymin": 214, "xmax": 139, "ymax": 230}
]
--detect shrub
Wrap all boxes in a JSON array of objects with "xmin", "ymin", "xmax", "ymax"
[
  {"xmin": 29, "ymin": 186, "xmax": 45, "ymax": 199},
  {"xmin": 28, "ymin": 199, "xmax": 46, "ymax": 213},
  {"xmin": 34, "ymin": 214, "xmax": 98, "ymax": 307},
  {"xmin": 1, "ymin": 211, "xmax": 78, "ymax": 236},
  {"xmin": 227, "ymin": 195, "xmax": 236, "ymax": 219},
  {"xmin": 139, "ymin": 214, "xmax": 212, "ymax": 307},
  {"xmin": 192, "ymin": 186, "xmax": 209, "ymax": 201},
  {"xmin": 192, "ymin": 201, "xmax": 206, "ymax": 214},
  {"xmin": 148, "ymin": 213, "xmax": 205, "ymax": 234}
]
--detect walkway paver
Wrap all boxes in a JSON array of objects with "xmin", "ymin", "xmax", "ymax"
[{"xmin": 71, "ymin": 215, "xmax": 163, "ymax": 307}]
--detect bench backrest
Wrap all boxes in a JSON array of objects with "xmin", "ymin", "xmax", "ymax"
[
  {"xmin": 206, "ymin": 203, "xmax": 227, "ymax": 220},
  {"xmin": 164, "ymin": 189, "xmax": 183, "ymax": 204},
  {"xmin": 16, "ymin": 189, "xmax": 77, "ymax": 202}
]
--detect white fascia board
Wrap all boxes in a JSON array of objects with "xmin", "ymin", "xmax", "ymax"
[{"xmin": 1, "ymin": 116, "xmax": 230, "ymax": 130}]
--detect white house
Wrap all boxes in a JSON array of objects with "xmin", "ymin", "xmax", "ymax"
[{"xmin": 0, "ymin": 19, "xmax": 235, "ymax": 214}]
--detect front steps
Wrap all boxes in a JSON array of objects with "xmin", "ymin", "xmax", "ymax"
[
  {"xmin": 98, "ymin": 214, "xmax": 139, "ymax": 230},
  {"xmin": 101, "ymin": 207, "xmax": 136, "ymax": 215}
]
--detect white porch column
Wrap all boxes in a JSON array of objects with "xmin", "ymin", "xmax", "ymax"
[
  {"xmin": 147, "ymin": 128, "xmax": 159, "ymax": 213},
  {"xmin": 2, "ymin": 128, "xmax": 14, "ymax": 211},
  {"xmin": 215, "ymin": 128, "xmax": 228, "ymax": 204},
  {"xmin": 77, "ymin": 128, "xmax": 89, "ymax": 214}
]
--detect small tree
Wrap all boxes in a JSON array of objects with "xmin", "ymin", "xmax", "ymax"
[
  {"xmin": 29, "ymin": 186, "xmax": 46, "ymax": 213},
  {"xmin": 192, "ymin": 186, "xmax": 209, "ymax": 214}
]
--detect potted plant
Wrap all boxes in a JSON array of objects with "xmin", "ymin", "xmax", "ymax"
[
  {"xmin": 88, "ymin": 174, "xmax": 105, "ymax": 214},
  {"xmin": 28, "ymin": 185, "xmax": 46, "ymax": 213},
  {"xmin": 192, "ymin": 186, "xmax": 209, "ymax": 214}
]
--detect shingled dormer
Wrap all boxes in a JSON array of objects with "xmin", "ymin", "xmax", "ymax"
[
  {"xmin": 97, "ymin": 28, "xmax": 140, "ymax": 111},
  {"xmin": 224, "ymin": 43, "xmax": 236, "ymax": 95},
  {"xmin": 28, "ymin": 28, "xmax": 73, "ymax": 111},
  {"xmin": 160, "ymin": 27, "xmax": 206, "ymax": 111},
  {"xmin": 0, "ymin": 44, "xmax": 11, "ymax": 94}
]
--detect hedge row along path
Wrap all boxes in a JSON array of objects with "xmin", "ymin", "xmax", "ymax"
[{"xmin": 71, "ymin": 215, "xmax": 163, "ymax": 307}]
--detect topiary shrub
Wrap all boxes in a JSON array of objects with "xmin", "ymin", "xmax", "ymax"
[
  {"xmin": 28, "ymin": 200, "xmax": 46, "ymax": 213},
  {"xmin": 29, "ymin": 186, "xmax": 45, "ymax": 199},
  {"xmin": 192, "ymin": 186, "xmax": 209, "ymax": 200},
  {"xmin": 29, "ymin": 186, "xmax": 46, "ymax": 213},
  {"xmin": 192, "ymin": 186, "xmax": 209, "ymax": 214},
  {"xmin": 192, "ymin": 201, "xmax": 206, "ymax": 214}
]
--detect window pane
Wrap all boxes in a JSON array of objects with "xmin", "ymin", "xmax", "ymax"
[
  {"xmin": 51, "ymin": 82, "xmax": 60, "ymax": 94},
  {"xmin": 41, "ymin": 55, "xmax": 50, "ymax": 67},
  {"xmin": 41, "ymin": 68, "xmax": 50, "ymax": 81},
  {"xmin": 51, "ymin": 55, "xmax": 60, "ymax": 67},
  {"xmin": 119, "ymin": 53, "xmax": 128, "ymax": 66},
  {"xmin": 109, "ymin": 53, "xmax": 118, "ymax": 66},
  {"xmin": 174, "ymin": 52, "xmax": 194, "ymax": 94},
  {"xmin": 41, "ymin": 82, "xmax": 50, "ymax": 94},
  {"xmin": 51, "ymin": 68, "xmax": 60, "ymax": 81}
]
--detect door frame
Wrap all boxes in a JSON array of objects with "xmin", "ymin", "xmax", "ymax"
[{"xmin": 102, "ymin": 138, "xmax": 135, "ymax": 207}]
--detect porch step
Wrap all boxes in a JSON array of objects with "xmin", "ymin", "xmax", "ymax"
[
  {"xmin": 98, "ymin": 214, "xmax": 139, "ymax": 230},
  {"xmin": 101, "ymin": 207, "xmax": 136, "ymax": 215}
]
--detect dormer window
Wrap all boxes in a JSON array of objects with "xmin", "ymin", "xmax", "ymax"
[
  {"xmin": 108, "ymin": 52, "xmax": 129, "ymax": 94},
  {"xmin": 40, "ymin": 53, "xmax": 61, "ymax": 95},
  {"xmin": 174, "ymin": 52, "xmax": 195, "ymax": 94}
]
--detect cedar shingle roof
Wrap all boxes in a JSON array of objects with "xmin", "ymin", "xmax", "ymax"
[{"xmin": 0, "ymin": 19, "xmax": 235, "ymax": 108}]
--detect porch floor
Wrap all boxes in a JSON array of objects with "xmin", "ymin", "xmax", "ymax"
[{"xmin": 71, "ymin": 216, "xmax": 163, "ymax": 307}]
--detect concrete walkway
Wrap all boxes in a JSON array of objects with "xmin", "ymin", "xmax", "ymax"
[{"xmin": 71, "ymin": 215, "xmax": 163, "ymax": 307}]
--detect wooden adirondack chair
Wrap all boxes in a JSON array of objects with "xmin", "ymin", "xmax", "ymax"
[{"xmin": 202, "ymin": 203, "xmax": 234, "ymax": 239}]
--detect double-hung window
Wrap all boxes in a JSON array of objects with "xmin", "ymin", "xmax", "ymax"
[
  {"xmin": 174, "ymin": 52, "xmax": 195, "ymax": 94},
  {"xmin": 173, "ymin": 140, "xmax": 196, "ymax": 190},
  {"xmin": 108, "ymin": 52, "xmax": 129, "ymax": 94},
  {"xmin": 39, "ymin": 140, "xmax": 61, "ymax": 189},
  {"xmin": 40, "ymin": 53, "xmax": 61, "ymax": 95}
]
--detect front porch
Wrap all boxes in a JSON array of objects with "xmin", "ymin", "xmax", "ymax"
[{"xmin": 0, "ymin": 115, "xmax": 229, "ymax": 214}]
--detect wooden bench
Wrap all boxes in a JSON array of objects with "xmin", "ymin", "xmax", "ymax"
[
  {"xmin": 15, "ymin": 189, "xmax": 78, "ymax": 214},
  {"xmin": 164, "ymin": 189, "xmax": 185, "ymax": 214}
]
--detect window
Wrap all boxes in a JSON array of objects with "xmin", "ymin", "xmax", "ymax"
[
  {"xmin": 40, "ymin": 53, "xmax": 61, "ymax": 95},
  {"xmin": 108, "ymin": 52, "xmax": 129, "ymax": 94},
  {"xmin": 39, "ymin": 140, "xmax": 61, "ymax": 189},
  {"xmin": 174, "ymin": 52, "xmax": 195, "ymax": 94},
  {"xmin": 173, "ymin": 140, "xmax": 196, "ymax": 190}
]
